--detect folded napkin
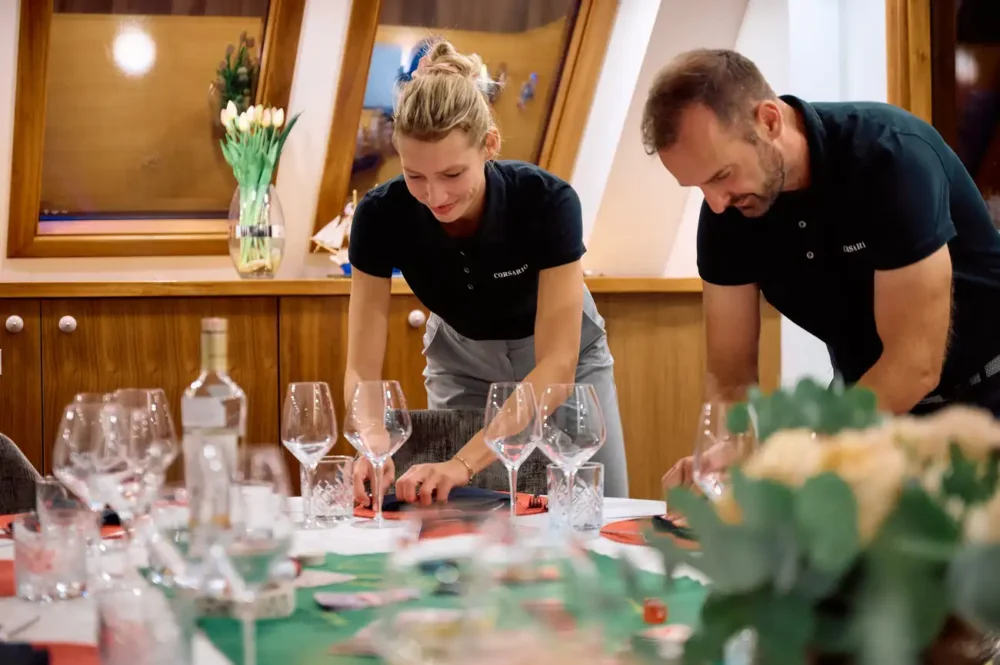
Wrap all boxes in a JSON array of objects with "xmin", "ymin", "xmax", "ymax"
[
  {"xmin": 354, "ymin": 488, "xmax": 547, "ymax": 520},
  {"xmin": 0, "ymin": 644, "xmax": 49, "ymax": 665}
]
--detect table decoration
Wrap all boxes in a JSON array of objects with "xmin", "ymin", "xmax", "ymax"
[
  {"xmin": 209, "ymin": 32, "xmax": 259, "ymax": 137},
  {"xmin": 652, "ymin": 377, "xmax": 1000, "ymax": 665},
  {"xmin": 219, "ymin": 100, "xmax": 301, "ymax": 279}
]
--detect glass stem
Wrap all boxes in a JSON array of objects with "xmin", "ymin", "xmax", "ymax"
[
  {"xmin": 507, "ymin": 466, "xmax": 518, "ymax": 521},
  {"xmin": 566, "ymin": 468, "xmax": 578, "ymax": 534},
  {"xmin": 302, "ymin": 465, "xmax": 315, "ymax": 526},
  {"xmin": 242, "ymin": 600, "xmax": 257, "ymax": 665},
  {"xmin": 373, "ymin": 460, "xmax": 384, "ymax": 526}
]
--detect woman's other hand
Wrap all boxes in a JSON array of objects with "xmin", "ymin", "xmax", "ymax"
[
  {"xmin": 395, "ymin": 459, "xmax": 471, "ymax": 505},
  {"xmin": 353, "ymin": 456, "xmax": 396, "ymax": 507}
]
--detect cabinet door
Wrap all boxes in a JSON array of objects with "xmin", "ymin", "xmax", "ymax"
[
  {"xmin": 40, "ymin": 297, "xmax": 280, "ymax": 476},
  {"xmin": 0, "ymin": 299, "xmax": 43, "ymax": 472},
  {"xmin": 279, "ymin": 294, "xmax": 429, "ymax": 458}
]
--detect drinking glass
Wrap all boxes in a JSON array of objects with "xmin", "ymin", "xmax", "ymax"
[
  {"xmin": 691, "ymin": 401, "xmax": 757, "ymax": 501},
  {"xmin": 147, "ymin": 485, "xmax": 191, "ymax": 586},
  {"xmin": 546, "ymin": 462, "xmax": 604, "ymax": 539},
  {"xmin": 97, "ymin": 582, "xmax": 197, "ymax": 665},
  {"xmin": 343, "ymin": 380, "xmax": 412, "ymax": 529},
  {"xmin": 537, "ymin": 384, "xmax": 606, "ymax": 534},
  {"xmin": 311, "ymin": 455, "xmax": 355, "ymax": 525},
  {"xmin": 13, "ymin": 511, "xmax": 89, "ymax": 601},
  {"xmin": 280, "ymin": 382, "xmax": 337, "ymax": 529},
  {"xmin": 110, "ymin": 388, "xmax": 179, "ymax": 475},
  {"xmin": 483, "ymin": 382, "xmax": 538, "ymax": 522},
  {"xmin": 227, "ymin": 444, "xmax": 295, "ymax": 665}
]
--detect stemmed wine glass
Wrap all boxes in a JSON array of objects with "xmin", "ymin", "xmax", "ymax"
[
  {"xmin": 537, "ymin": 384, "xmax": 606, "ymax": 534},
  {"xmin": 111, "ymin": 388, "xmax": 179, "ymax": 476},
  {"xmin": 280, "ymin": 382, "xmax": 337, "ymax": 529},
  {"xmin": 483, "ymin": 382, "xmax": 538, "ymax": 523},
  {"xmin": 691, "ymin": 401, "xmax": 757, "ymax": 501},
  {"xmin": 226, "ymin": 444, "xmax": 295, "ymax": 665},
  {"xmin": 343, "ymin": 380, "xmax": 412, "ymax": 529}
]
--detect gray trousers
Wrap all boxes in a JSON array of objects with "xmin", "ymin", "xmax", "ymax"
[{"xmin": 421, "ymin": 287, "xmax": 629, "ymax": 497}]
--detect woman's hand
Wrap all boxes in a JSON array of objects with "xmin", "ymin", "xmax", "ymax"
[
  {"xmin": 353, "ymin": 456, "xmax": 396, "ymax": 507},
  {"xmin": 395, "ymin": 459, "xmax": 471, "ymax": 505}
]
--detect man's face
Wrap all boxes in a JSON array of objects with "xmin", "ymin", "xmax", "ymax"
[{"xmin": 657, "ymin": 104, "xmax": 784, "ymax": 218}]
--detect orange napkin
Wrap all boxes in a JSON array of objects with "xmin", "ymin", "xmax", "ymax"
[
  {"xmin": 354, "ymin": 492, "xmax": 547, "ymax": 520},
  {"xmin": 600, "ymin": 517, "xmax": 699, "ymax": 550}
]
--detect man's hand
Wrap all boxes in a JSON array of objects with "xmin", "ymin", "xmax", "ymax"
[
  {"xmin": 395, "ymin": 460, "xmax": 471, "ymax": 506},
  {"xmin": 662, "ymin": 456, "xmax": 694, "ymax": 490}
]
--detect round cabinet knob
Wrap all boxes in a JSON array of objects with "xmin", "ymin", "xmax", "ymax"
[
  {"xmin": 5, "ymin": 315, "xmax": 23, "ymax": 333},
  {"xmin": 58, "ymin": 316, "xmax": 77, "ymax": 333},
  {"xmin": 407, "ymin": 310, "xmax": 427, "ymax": 328}
]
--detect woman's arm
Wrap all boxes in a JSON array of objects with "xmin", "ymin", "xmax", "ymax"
[{"xmin": 344, "ymin": 269, "xmax": 392, "ymax": 407}]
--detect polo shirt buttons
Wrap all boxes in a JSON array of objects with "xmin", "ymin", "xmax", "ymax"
[
  {"xmin": 463, "ymin": 267, "xmax": 470, "ymax": 274},
  {"xmin": 799, "ymin": 220, "xmax": 807, "ymax": 228},
  {"xmin": 806, "ymin": 251, "xmax": 815, "ymax": 259},
  {"xmin": 467, "ymin": 284, "xmax": 474, "ymax": 290}
]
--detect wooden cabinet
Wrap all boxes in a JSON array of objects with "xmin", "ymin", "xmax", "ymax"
[
  {"xmin": 38, "ymin": 298, "xmax": 280, "ymax": 475},
  {"xmin": 279, "ymin": 295, "xmax": 430, "ymax": 458},
  {"xmin": 0, "ymin": 299, "xmax": 42, "ymax": 472}
]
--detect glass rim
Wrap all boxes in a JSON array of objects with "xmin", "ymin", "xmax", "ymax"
[
  {"xmin": 546, "ymin": 461, "xmax": 603, "ymax": 471},
  {"xmin": 317, "ymin": 454, "xmax": 354, "ymax": 464}
]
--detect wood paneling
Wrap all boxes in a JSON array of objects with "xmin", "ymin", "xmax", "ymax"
[
  {"xmin": 54, "ymin": 0, "xmax": 270, "ymax": 15},
  {"xmin": 887, "ymin": 0, "xmax": 933, "ymax": 122},
  {"xmin": 377, "ymin": 0, "xmax": 576, "ymax": 33},
  {"xmin": 38, "ymin": 297, "xmax": 279, "ymax": 475},
  {"xmin": 7, "ymin": 0, "xmax": 305, "ymax": 258},
  {"xmin": 278, "ymin": 295, "xmax": 430, "ymax": 462},
  {"xmin": 596, "ymin": 293, "xmax": 781, "ymax": 500},
  {"xmin": 0, "ymin": 300, "xmax": 43, "ymax": 472}
]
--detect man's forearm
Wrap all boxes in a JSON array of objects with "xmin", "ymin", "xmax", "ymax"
[
  {"xmin": 855, "ymin": 355, "xmax": 939, "ymax": 415},
  {"xmin": 704, "ymin": 371, "xmax": 755, "ymax": 403}
]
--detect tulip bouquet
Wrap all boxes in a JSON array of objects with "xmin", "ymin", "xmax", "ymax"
[
  {"xmin": 219, "ymin": 101, "xmax": 300, "ymax": 276},
  {"xmin": 653, "ymin": 379, "xmax": 1000, "ymax": 665}
]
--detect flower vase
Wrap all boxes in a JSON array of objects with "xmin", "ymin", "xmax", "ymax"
[{"xmin": 228, "ymin": 184, "xmax": 285, "ymax": 279}]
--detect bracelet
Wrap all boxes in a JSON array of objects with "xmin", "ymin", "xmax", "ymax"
[{"xmin": 452, "ymin": 455, "xmax": 475, "ymax": 481}]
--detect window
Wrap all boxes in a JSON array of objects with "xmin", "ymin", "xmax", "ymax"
[
  {"xmin": 312, "ymin": 0, "xmax": 617, "ymax": 234},
  {"xmin": 7, "ymin": 0, "xmax": 305, "ymax": 258}
]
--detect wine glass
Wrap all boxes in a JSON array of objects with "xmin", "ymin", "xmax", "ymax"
[
  {"xmin": 483, "ymin": 382, "xmax": 538, "ymax": 523},
  {"xmin": 691, "ymin": 401, "xmax": 757, "ymax": 501},
  {"xmin": 537, "ymin": 384, "xmax": 606, "ymax": 534},
  {"xmin": 111, "ymin": 388, "xmax": 179, "ymax": 476},
  {"xmin": 226, "ymin": 444, "xmax": 295, "ymax": 665},
  {"xmin": 280, "ymin": 382, "xmax": 337, "ymax": 529},
  {"xmin": 343, "ymin": 380, "xmax": 412, "ymax": 529}
]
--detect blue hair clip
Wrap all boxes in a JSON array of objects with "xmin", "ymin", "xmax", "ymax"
[{"xmin": 396, "ymin": 37, "xmax": 437, "ymax": 85}]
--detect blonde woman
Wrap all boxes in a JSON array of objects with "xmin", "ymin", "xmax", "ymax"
[{"xmin": 345, "ymin": 40, "xmax": 628, "ymax": 505}]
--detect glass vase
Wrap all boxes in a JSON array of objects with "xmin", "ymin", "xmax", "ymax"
[{"xmin": 228, "ymin": 184, "xmax": 285, "ymax": 280}]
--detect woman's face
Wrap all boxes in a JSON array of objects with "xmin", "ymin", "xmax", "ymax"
[{"xmin": 397, "ymin": 130, "xmax": 497, "ymax": 223}]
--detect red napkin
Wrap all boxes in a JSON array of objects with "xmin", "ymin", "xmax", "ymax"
[
  {"xmin": 600, "ymin": 517, "xmax": 699, "ymax": 550},
  {"xmin": 38, "ymin": 644, "xmax": 99, "ymax": 665},
  {"xmin": 354, "ymin": 492, "xmax": 547, "ymax": 520}
]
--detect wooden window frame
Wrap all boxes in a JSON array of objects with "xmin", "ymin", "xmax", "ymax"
[
  {"xmin": 7, "ymin": 0, "xmax": 306, "ymax": 259},
  {"xmin": 312, "ymin": 0, "xmax": 619, "ymax": 235},
  {"xmin": 886, "ymin": 0, "xmax": 933, "ymax": 123}
]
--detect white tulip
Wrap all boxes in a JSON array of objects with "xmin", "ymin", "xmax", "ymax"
[
  {"xmin": 272, "ymin": 108, "xmax": 285, "ymax": 128},
  {"xmin": 261, "ymin": 108, "xmax": 272, "ymax": 127},
  {"xmin": 220, "ymin": 100, "xmax": 238, "ymax": 127},
  {"xmin": 245, "ymin": 105, "xmax": 256, "ymax": 124},
  {"xmin": 238, "ymin": 113, "xmax": 250, "ymax": 133},
  {"xmin": 255, "ymin": 104, "xmax": 264, "ymax": 120}
]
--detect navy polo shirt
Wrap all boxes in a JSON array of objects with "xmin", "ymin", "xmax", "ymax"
[
  {"xmin": 348, "ymin": 160, "xmax": 586, "ymax": 341},
  {"xmin": 698, "ymin": 95, "xmax": 1000, "ymax": 396}
]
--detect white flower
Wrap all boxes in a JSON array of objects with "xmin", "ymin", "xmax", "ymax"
[
  {"xmin": 272, "ymin": 108, "xmax": 285, "ymax": 128},
  {"xmin": 261, "ymin": 108, "xmax": 272, "ymax": 127},
  {"xmin": 255, "ymin": 104, "xmax": 264, "ymax": 120},
  {"xmin": 245, "ymin": 105, "xmax": 256, "ymax": 124},
  {"xmin": 220, "ymin": 100, "xmax": 238, "ymax": 127},
  {"xmin": 237, "ymin": 113, "xmax": 250, "ymax": 133},
  {"xmin": 965, "ymin": 492, "xmax": 1000, "ymax": 543}
]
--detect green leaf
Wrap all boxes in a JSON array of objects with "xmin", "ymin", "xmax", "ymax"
[
  {"xmin": 753, "ymin": 593, "xmax": 814, "ymax": 665},
  {"xmin": 726, "ymin": 403, "xmax": 751, "ymax": 435},
  {"xmin": 701, "ymin": 527, "xmax": 776, "ymax": 594},
  {"xmin": 732, "ymin": 468, "xmax": 795, "ymax": 530},
  {"xmin": 667, "ymin": 487, "xmax": 723, "ymax": 538},
  {"xmin": 947, "ymin": 543, "xmax": 1000, "ymax": 632},
  {"xmin": 683, "ymin": 593, "xmax": 755, "ymax": 665},
  {"xmin": 794, "ymin": 472, "xmax": 861, "ymax": 575},
  {"xmin": 794, "ymin": 566, "xmax": 846, "ymax": 601},
  {"xmin": 942, "ymin": 443, "xmax": 987, "ymax": 504},
  {"xmin": 879, "ymin": 480, "xmax": 961, "ymax": 558}
]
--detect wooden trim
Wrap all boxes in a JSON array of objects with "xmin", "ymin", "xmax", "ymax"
[
  {"xmin": 886, "ymin": 0, "xmax": 933, "ymax": 123},
  {"xmin": 312, "ymin": 0, "xmax": 382, "ymax": 235},
  {"xmin": 38, "ymin": 219, "xmax": 228, "ymax": 236},
  {"xmin": 0, "ymin": 277, "xmax": 704, "ymax": 299},
  {"xmin": 311, "ymin": 0, "xmax": 619, "ymax": 235},
  {"xmin": 6, "ymin": 0, "xmax": 306, "ymax": 259},
  {"xmin": 536, "ymin": 0, "xmax": 618, "ymax": 179}
]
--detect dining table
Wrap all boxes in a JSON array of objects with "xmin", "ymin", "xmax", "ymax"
[{"xmin": 0, "ymin": 496, "xmax": 707, "ymax": 664}]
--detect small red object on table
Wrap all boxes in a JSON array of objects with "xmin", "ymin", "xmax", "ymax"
[{"xmin": 643, "ymin": 598, "xmax": 668, "ymax": 624}]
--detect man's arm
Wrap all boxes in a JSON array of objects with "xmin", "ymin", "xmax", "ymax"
[
  {"xmin": 855, "ymin": 246, "xmax": 952, "ymax": 414},
  {"xmin": 704, "ymin": 282, "xmax": 762, "ymax": 401}
]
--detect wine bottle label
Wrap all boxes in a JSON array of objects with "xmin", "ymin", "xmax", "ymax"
[{"xmin": 181, "ymin": 396, "xmax": 227, "ymax": 428}]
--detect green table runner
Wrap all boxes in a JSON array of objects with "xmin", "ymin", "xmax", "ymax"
[{"xmin": 198, "ymin": 552, "xmax": 707, "ymax": 664}]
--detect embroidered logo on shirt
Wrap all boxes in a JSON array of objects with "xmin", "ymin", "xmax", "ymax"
[
  {"xmin": 843, "ymin": 242, "xmax": 867, "ymax": 253},
  {"xmin": 493, "ymin": 263, "xmax": 529, "ymax": 279}
]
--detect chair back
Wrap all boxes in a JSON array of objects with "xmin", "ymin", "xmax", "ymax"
[
  {"xmin": 392, "ymin": 409, "xmax": 549, "ymax": 496},
  {"xmin": 0, "ymin": 434, "xmax": 41, "ymax": 514}
]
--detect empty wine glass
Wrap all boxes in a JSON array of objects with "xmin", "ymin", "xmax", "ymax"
[
  {"xmin": 226, "ymin": 444, "xmax": 295, "ymax": 665},
  {"xmin": 537, "ymin": 384, "xmax": 606, "ymax": 534},
  {"xmin": 280, "ymin": 382, "xmax": 337, "ymax": 529},
  {"xmin": 343, "ymin": 380, "xmax": 412, "ymax": 529},
  {"xmin": 111, "ymin": 388, "xmax": 179, "ymax": 476},
  {"xmin": 483, "ymin": 382, "xmax": 538, "ymax": 522},
  {"xmin": 692, "ymin": 401, "xmax": 757, "ymax": 501}
]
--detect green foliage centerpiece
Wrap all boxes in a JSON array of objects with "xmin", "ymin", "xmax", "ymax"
[
  {"xmin": 219, "ymin": 101, "xmax": 300, "ymax": 279},
  {"xmin": 211, "ymin": 32, "xmax": 259, "ymax": 118},
  {"xmin": 654, "ymin": 378, "xmax": 1000, "ymax": 665}
]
